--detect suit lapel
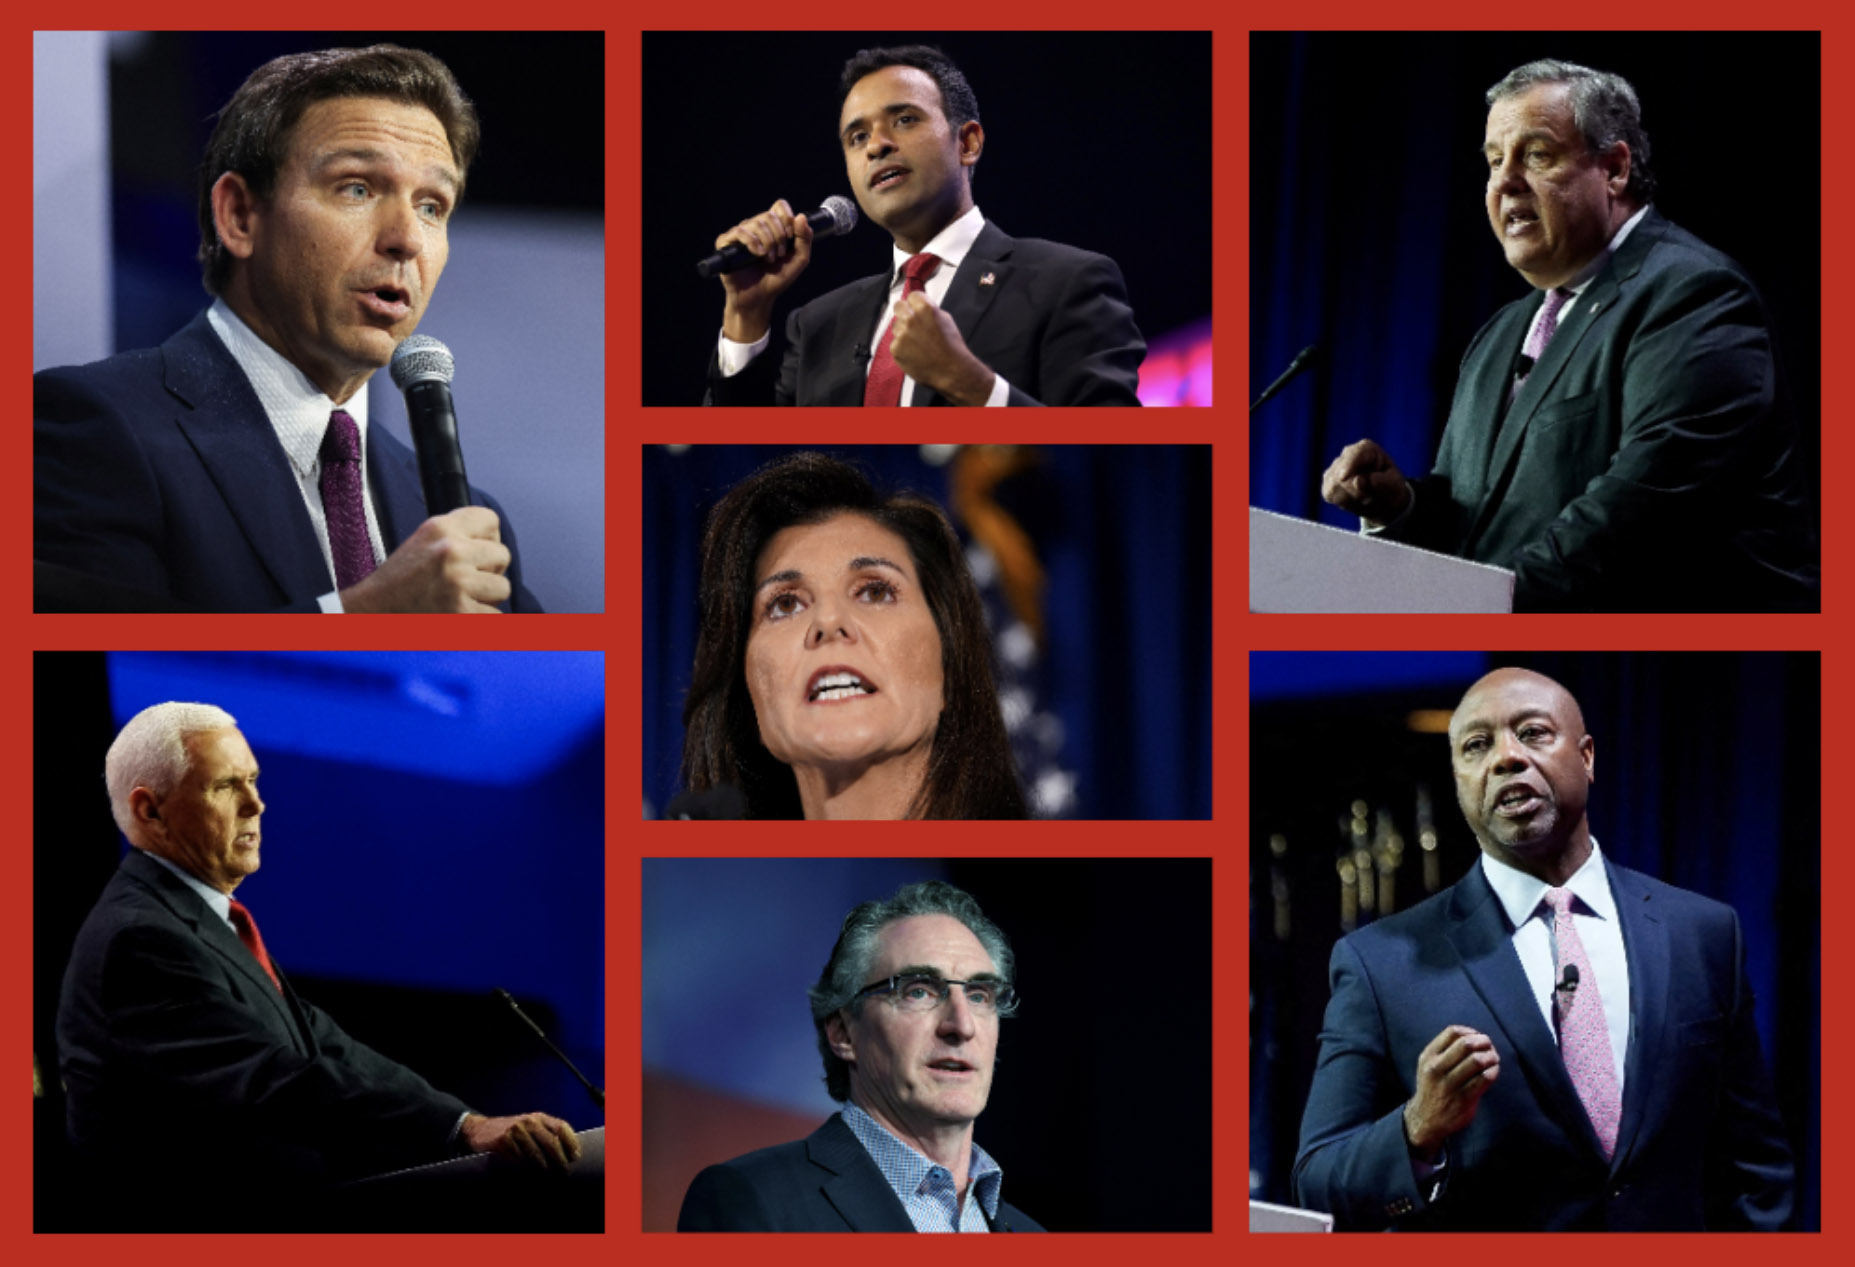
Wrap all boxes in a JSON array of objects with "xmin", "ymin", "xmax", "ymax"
[
  {"xmin": 1606, "ymin": 863, "xmax": 1668, "ymax": 1174},
  {"xmin": 161, "ymin": 315, "xmax": 333, "ymax": 600},
  {"xmin": 818, "ymin": 276, "xmax": 890, "ymax": 406},
  {"xmin": 364, "ymin": 422, "xmax": 428, "ymax": 549},
  {"xmin": 809, "ymin": 1114, "xmax": 916, "ymax": 1231},
  {"xmin": 122, "ymin": 852, "xmax": 303, "ymax": 1044},
  {"xmin": 1443, "ymin": 866, "xmax": 1603, "ymax": 1155},
  {"xmin": 919, "ymin": 224, "xmax": 1015, "ymax": 408}
]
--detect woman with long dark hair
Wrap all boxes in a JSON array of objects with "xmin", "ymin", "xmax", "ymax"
[{"xmin": 681, "ymin": 452, "xmax": 1026, "ymax": 819}]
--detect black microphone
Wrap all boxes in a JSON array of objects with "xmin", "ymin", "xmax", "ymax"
[
  {"xmin": 1250, "ymin": 344, "xmax": 1318, "ymax": 415},
  {"xmin": 390, "ymin": 335, "xmax": 470, "ymax": 516},
  {"xmin": 696, "ymin": 196, "xmax": 859, "ymax": 278},
  {"xmin": 1556, "ymin": 963, "xmax": 1580, "ymax": 995},
  {"xmin": 1517, "ymin": 353, "xmax": 1536, "ymax": 377},
  {"xmin": 666, "ymin": 784, "xmax": 747, "ymax": 820},
  {"xmin": 495, "ymin": 988, "xmax": 604, "ymax": 1111}
]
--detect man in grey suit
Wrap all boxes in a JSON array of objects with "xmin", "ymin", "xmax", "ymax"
[
  {"xmin": 1321, "ymin": 60, "xmax": 1816, "ymax": 612},
  {"xmin": 56, "ymin": 701, "xmax": 578, "ymax": 1229}
]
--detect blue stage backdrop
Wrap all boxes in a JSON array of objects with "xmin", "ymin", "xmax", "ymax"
[
  {"xmin": 31, "ymin": 31, "xmax": 606, "ymax": 613},
  {"xmin": 34, "ymin": 650, "xmax": 605, "ymax": 1135},
  {"xmin": 643, "ymin": 445, "xmax": 1213, "ymax": 820},
  {"xmin": 1248, "ymin": 651, "xmax": 1819, "ymax": 1230},
  {"xmin": 1249, "ymin": 31, "xmax": 1819, "ymax": 527}
]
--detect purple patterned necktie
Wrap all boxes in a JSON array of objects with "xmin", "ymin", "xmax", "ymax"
[
  {"xmin": 319, "ymin": 409, "xmax": 375, "ymax": 590},
  {"xmin": 1543, "ymin": 887, "xmax": 1621, "ymax": 1159}
]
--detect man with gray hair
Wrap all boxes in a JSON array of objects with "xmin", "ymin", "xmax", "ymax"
[
  {"xmin": 56, "ymin": 701, "xmax": 579, "ymax": 1230},
  {"xmin": 1321, "ymin": 59, "xmax": 1816, "ymax": 612},
  {"xmin": 678, "ymin": 879, "xmax": 1044, "ymax": 1231}
]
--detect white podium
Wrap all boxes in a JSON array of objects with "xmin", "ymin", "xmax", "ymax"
[
  {"xmin": 1250, "ymin": 508, "xmax": 1514, "ymax": 613},
  {"xmin": 1249, "ymin": 1198, "xmax": 1334, "ymax": 1231}
]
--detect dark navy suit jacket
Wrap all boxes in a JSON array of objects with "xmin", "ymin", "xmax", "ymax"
[
  {"xmin": 677, "ymin": 1113, "xmax": 1045, "ymax": 1231},
  {"xmin": 1386, "ymin": 209, "xmax": 1816, "ymax": 612},
  {"xmin": 704, "ymin": 222, "xmax": 1144, "ymax": 407},
  {"xmin": 34, "ymin": 310, "xmax": 541, "ymax": 612},
  {"xmin": 56, "ymin": 850, "xmax": 471, "ymax": 1230},
  {"xmin": 1292, "ymin": 860, "xmax": 1794, "ymax": 1230}
]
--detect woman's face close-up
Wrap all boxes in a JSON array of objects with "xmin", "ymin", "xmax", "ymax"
[{"xmin": 744, "ymin": 513, "xmax": 946, "ymax": 776}]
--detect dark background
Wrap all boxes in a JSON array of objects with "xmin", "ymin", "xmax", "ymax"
[
  {"xmin": 33, "ymin": 651, "xmax": 605, "ymax": 1230},
  {"xmin": 642, "ymin": 445, "xmax": 1215, "ymax": 820},
  {"xmin": 642, "ymin": 856, "xmax": 1212, "ymax": 1231},
  {"xmin": 640, "ymin": 31, "xmax": 1213, "ymax": 405},
  {"xmin": 1249, "ymin": 32, "xmax": 1821, "ymax": 527},
  {"xmin": 1248, "ymin": 651, "xmax": 1819, "ymax": 1231}
]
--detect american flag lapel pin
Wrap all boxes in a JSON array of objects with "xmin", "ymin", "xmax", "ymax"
[{"xmin": 979, "ymin": 271, "xmax": 996, "ymax": 286}]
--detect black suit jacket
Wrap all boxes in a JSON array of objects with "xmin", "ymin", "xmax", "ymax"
[
  {"xmin": 34, "ymin": 310, "xmax": 541, "ymax": 612},
  {"xmin": 1387, "ymin": 209, "xmax": 1816, "ymax": 612},
  {"xmin": 677, "ymin": 1113, "xmax": 1045, "ymax": 1231},
  {"xmin": 1292, "ymin": 860, "xmax": 1794, "ymax": 1231},
  {"xmin": 704, "ymin": 222, "xmax": 1144, "ymax": 406},
  {"xmin": 56, "ymin": 850, "xmax": 471, "ymax": 1230}
]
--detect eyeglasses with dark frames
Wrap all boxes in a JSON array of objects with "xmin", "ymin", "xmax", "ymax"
[{"xmin": 853, "ymin": 974, "xmax": 1019, "ymax": 1015}]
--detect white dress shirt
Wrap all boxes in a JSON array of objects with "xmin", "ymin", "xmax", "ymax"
[
  {"xmin": 1479, "ymin": 840, "xmax": 1631, "ymax": 1093},
  {"xmin": 207, "ymin": 298, "xmax": 388, "ymax": 612},
  {"xmin": 717, "ymin": 204, "xmax": 1013, "ymax": 406}
]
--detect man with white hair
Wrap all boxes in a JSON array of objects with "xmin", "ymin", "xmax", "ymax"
[{"xmin": 56, "ymin": 700, "xmax": 579, "ymax": 1229}]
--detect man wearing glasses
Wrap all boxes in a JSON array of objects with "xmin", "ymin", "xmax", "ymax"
[{"xmin": 677, "ymin": 880, "xmax": 1045, "ymax": 1232}]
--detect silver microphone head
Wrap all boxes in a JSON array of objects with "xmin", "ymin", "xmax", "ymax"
[
  {"xmin": 813, "ymin": 195, "xmax": 859, "ymax": 239},
  {"xmin": 390, "ymin": 333, "xmax": 455, "ymax": 388}
]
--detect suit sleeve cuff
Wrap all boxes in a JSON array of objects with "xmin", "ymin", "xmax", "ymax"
[
  {"xmin": 717, "ymin": 329, "xmax": 770, "ymax": 378},
  {"xmin": 984, "ymin": 372, "xmax": 1012, "ymax": 408},
  {"xmin": 318, "ymin": 590, "xmax": 344, "ymax": 613}
]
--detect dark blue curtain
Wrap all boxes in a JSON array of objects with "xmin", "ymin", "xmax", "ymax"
[
  {"xmin": 1249, "ymin": 32, "xmax": 1820, "ymax": 523},
  {"xmin": 642, "ymin": 445, "xmax": 1212, "ymax": 819},
  {"xmin": 1248, "ymin": 651, "xmax": 1818, "ymax": 1230}
]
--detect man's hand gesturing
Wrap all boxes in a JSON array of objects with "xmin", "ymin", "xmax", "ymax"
[
  {"xmin": 1321, "ymin": 439, "xmax": 1412, "ymax": 526},
  {"xmin": 1403, "ymin": 1025, "xmax": 1500, "ymax": 1157}
]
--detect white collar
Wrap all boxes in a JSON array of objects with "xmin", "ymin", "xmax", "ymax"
[
  {"xmin": 887, "ymin": 204, "xmax": 988, "ymax": 286},
  {"xmin": 207, "ymin": 297, "xmax": 372, "ymax": 479},
  {"xmin": 1478, "ymin": 836, "xmax": 1618, "ymax": 929},
  {"xmin": 138, "ymin": 847, "xmax": 234, "ymax": 928}
]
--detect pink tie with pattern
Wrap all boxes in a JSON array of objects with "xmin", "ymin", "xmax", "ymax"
[{"xmin": 1543, "ymin": 886, "xmax": 1620, "ymax": 1158}]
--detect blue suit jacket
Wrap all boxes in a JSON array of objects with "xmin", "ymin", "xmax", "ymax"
[
  {"xmin": 57, "ymin": 850, "xmax": 471, "ymax": 1230},
  {"xmin": 1387, "ymin": 209, "xmax": 1816, "ymax": 612},
  {"xmin": 1292, "ymin": 860, "xmax": 1794, "ymax": 1230},
  {"xmin": 703, "ymin": 222, "xmax": 1144, "ymax": 407},
  {"xmin": 677, "ymin": 1113, "xmax": 1045, "ymax": 1232},
  {"xmin": 34, "ymin": 310, "xmax": 541, "ymax": 612}
]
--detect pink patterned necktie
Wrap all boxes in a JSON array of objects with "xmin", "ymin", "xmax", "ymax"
[
  {"xmin": 227, "ymin": 899, "xmax": 283, "ymax": 994},
  {"xmin": 1510, "ymin": 286, "xmax": 1572, "ymax": 404},
  {"xmin": 1543, "ymin": 886, "xmax": 1620, "ymax": 1158},
  {"xmin": 863, "ymin": 252, "xmax": 942, "ymax": 406},
  {"xmin": 319, "ymin": 409, "xmax": 376, "ymax": 589}
]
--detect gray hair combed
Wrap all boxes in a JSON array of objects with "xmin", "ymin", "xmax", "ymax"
[
  {"xmin": 104, "ymin": 702, "xmax": 238, "ymax": 845},
  {"xmin": 1487, "ymin": 59, "xmax": 1657, "ymax": 204},
  {"xmin": 807, "ymin": 880, "xmax": 1016, "ymax": 1102}
]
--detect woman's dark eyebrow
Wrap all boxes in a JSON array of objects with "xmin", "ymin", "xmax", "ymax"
[{"xmin": 755, "ymin": 556, "xmax": 906, "ymax": 595}]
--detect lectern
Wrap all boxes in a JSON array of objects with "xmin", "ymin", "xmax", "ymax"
[
  {"xmin": 1250, "ymin": 508, "xmax": 1514, "ymax": 613},
  {"xmin": 334, "ymin": 1125, "xmax": 604, "ymax": 1231}
]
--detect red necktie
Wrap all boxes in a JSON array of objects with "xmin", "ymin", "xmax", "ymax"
[
  {"xmin": 227, "ymin": 899, "xmax": 283, "ymax": 994},
  {"xmin": 320, "ymin": 409, "xmax": 376, "ymax": 589},
  {"xmin": 863, "ymin": 252, "xmax": 943, "ymax": 407}
]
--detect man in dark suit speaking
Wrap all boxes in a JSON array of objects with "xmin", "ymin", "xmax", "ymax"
[
  {"xmin": 704, "ymin": 45, "xmax": 1144, "ymax": 407},
  {"xmin": 34, "ymin": 45, "xmax": 540, "ymax": 612},
  {"xmin": 678, "ymin": 880, "xmax": 1044, "ymax": 1231},
  {"xmin": 57, "ymin": 701, "xmax": 578, "ymax": 1230},
  {"xmin": 1320, "ymin": 60, "xmax": 1816, "ymax": 612},
  {"xmin": 1292, "ymin": 668, "xmax": 1794, "ymax": 1230}
]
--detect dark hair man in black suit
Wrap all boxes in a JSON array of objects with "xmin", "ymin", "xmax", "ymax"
[
  {"xmin": 704, "ymin": 45, "xmax": 1144, "ymax": 407},
  {"xmin": 1319, "ymin": 59, "xmax": 1816, "ymax": 612}
]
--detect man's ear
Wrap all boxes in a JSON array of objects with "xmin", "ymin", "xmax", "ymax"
[
  {"xmin": 210, "ymin": 170, "xmax": 261, "ymax": 263},
  {"xmin": 958, "ymin": 119, "xmax": 984, "ymax": 170},
  {"xmin": 128, "ymin": 787, "xmax": 162, "ymax": 837},
  {"xmin": 825, "ymin": 1012, "xmax": 855, "ymax": 1063}
]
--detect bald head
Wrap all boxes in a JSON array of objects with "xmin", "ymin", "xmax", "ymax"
[{"xmin": 1448, "ymin": 667, "xmax": 1595, "ymax": 883}]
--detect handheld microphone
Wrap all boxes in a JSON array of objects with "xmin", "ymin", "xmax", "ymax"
[
  {"xmin": 697, "ymin": 196, "xmax": 859, "ymax": 278},
  {"xmin": 495, "ymin": 988, "xmax": 604, "ymax": 1110},
  {"xmin": 1555, "ymin": 964, "xmax": 1580, "ymax": 995},
  {"xmin": 1251, "ymin": 344, "xmax": 1318, "ymax": 415},
  {"xmin": 390, "ymin": 335, "xmax": 470, "ymax": 516}
]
